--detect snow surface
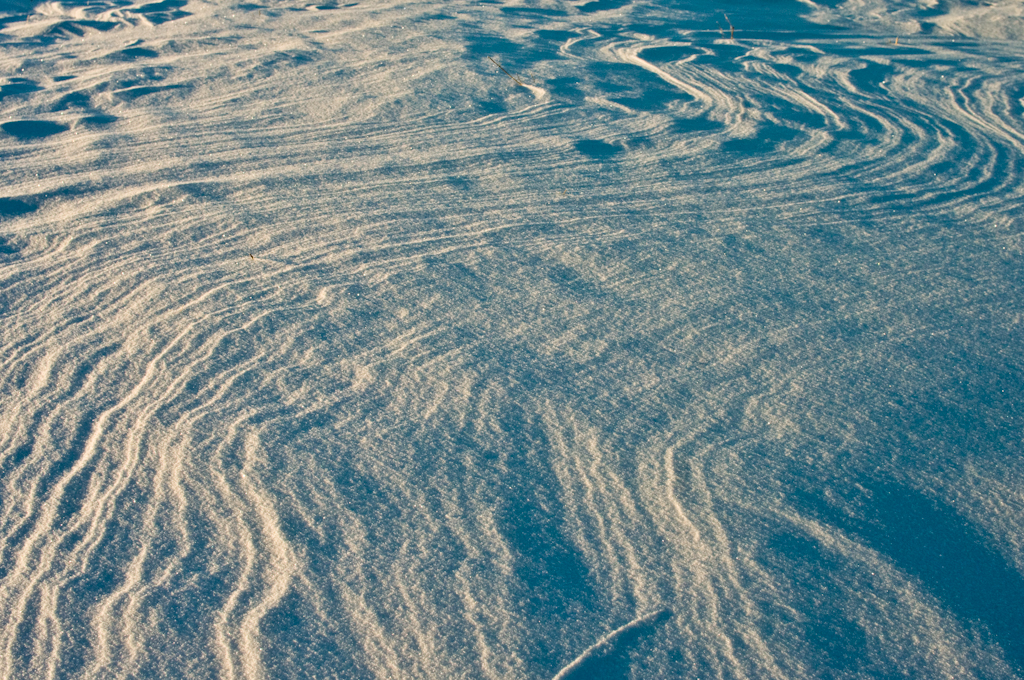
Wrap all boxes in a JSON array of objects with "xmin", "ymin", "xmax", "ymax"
[{"xmin": 1, "ymin": 0, "xmax": 1023, "ymax": 678}]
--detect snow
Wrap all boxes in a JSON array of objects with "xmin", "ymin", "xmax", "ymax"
[{"xmin": 1, "ymin": 0, "xmax": 1023, "ymax": 678}]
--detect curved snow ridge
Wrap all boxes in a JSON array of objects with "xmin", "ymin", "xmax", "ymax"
[
  {"xmin": 551, "ymin": 608, "xmax": 674, "ymax": 680},
  {"xmin": 799, "ymin": 0, "xmax": 1024, "ymax": 40},
  {"xmin": 0, "ymin": 0, "xmax": 190, "ymax": 42}
]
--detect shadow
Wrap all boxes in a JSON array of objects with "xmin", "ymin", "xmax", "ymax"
[
  {"xmin": 501, "ymin": 6, "xmax": 568, "ymax": 17},
  {"xmin": 720, "ymin": 124, "xmax": 801, "ymax": 153},
  {"xmin": 797, "ymin": 483, "xmax": 1024, "ymax": 675},
  {"xmin": 1, "ymin": 120, "xmax": 69, "ymax": 140},
  {"xmin": 0, "ymin": 198, "xmax": 36, "ymax": 219},
  {"xmin": 547, "ymin": 76, "xmax": 584, "ymax": 100},
  {"xmin": 546, "ymin": 262, "xmax": 606, "ymax": 299},
  {"xmin": 53, "ymin": 91, "xmax": 91, "ymax": 110},
  {"xmin": 0, "ymin": 236, "xmax": 22, "ymax": 256},
  {"xmin": 113, "ymin": 46, "xmax": 160, "ymax": 60},
  {"xmin": 672, "ymin": 117, "xmax": 724, "ymax": 134},
  {"xmin": 639, "ymin": 45, "xmax": 704, "ymax": 63},
  {"xmin": 135, "ymin": 0, "xmax": 190, "ymax": 24},
  {"xmin": 577, "ymin": 0, "xmax": 631, "ymax": 14},
  {"xmin": 0, "ymin": 79, "xmax": 42, "ymax": 102},
  {"xmin": 764, "ymin": 523, "xmax": 886, "ymax": 677},
  {"xmin": 113, "ymin": 84, "xmax": 186, "ymax": 102},
  {"xmin": 80, "ymin": 114, "xmax": 118, "ymax": 127},
  {"xmin": 41, "ymin": 20, "xmax": 121, "ymax": 40},
  {"xmin": 575, "ymin": 139, "xmax": 622, "ymax": 159},
  {"xmin": 2, "ymin": 0, "xmax": 189, "ymax": 44},
  {"xmin": 491, "ymin": 404, "xmax": 597, "ymax": 673},
  {"xmin": 611, "ymin": 88, "xmax": 688, "ymax": 112},
  {"xmin": 0, "ymin": 0, "xmax": 36, "ymax": 12},
  {"xmin": 537, "ymin": 30, "xmax": 579, "ymax": 42},
  {"xmin": 465, "ymin": 34, "xmax": 522, "ymax": 58},
  {"xmin": 260, "ymin": 589, "xmax": 371, "ymax": 679}
]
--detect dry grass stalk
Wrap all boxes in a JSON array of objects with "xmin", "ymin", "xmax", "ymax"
[{"xmin": 489, "ymin": 57, "xmax": 525, "ymax": 87}]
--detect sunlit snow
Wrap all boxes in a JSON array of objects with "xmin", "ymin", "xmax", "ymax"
[{"xmin": 1, "ymin": 0, "xmax": 1023, "ymax": 678}]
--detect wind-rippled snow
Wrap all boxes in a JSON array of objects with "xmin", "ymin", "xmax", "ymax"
[{"xmin": 1, "ymin": 0, "xmax": 1023, "ymax": 678}]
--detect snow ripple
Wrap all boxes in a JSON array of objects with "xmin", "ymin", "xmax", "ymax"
[{"xmin": 1, "ymin": 0, "xmax": 1022, "ymax": 678}]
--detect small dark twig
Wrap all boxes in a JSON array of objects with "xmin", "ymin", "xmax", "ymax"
[{"xmin": 489, "ymin": 57, "xmax": 525, "ymax": 87}]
